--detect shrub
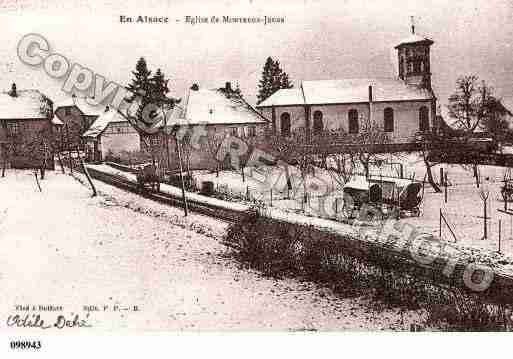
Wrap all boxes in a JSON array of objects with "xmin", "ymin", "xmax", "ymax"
[{"xmin": 224, "ymin": 209, "xmax": 513, "ymax": 331}]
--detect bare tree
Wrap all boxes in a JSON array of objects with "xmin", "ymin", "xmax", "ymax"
[
  {"xmin": 416, "ymin": 131, "xmax": 444, "ymax": 192},
  {"xmin": 258, "ymin": 129, "xmax": 315, "ymax": 202},
  {"xmin": 447, "ymin": 75, "xmax": 503, "ymax": 187},
  {"xmin": 17, "ymin": 124, "xmax": 57, "ymax": 180},
  {"xmin": 349, "ymin": 117, "xmax": 389, "ymax": 179},
  {"xmin": 327, "ymin": 152, "xmax": 357, "ymax": 188},
  {"xmin": 205, "ymin": 132, "xmax": 226, "ymax": 177}
]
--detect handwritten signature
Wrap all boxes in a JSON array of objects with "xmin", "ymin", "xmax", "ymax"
[{"xmin": 6, "ymin": 313, "xmax": 92, "ymax": 329}]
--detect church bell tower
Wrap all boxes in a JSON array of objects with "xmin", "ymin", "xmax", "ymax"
[{"xmin": 395, "ymin": 18, "xmax": 434, "ymax": 90}]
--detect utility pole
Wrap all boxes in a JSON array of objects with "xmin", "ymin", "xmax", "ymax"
[{"xmin": 175, "ymin": 135, "xmax": 189, "ymax": 217}]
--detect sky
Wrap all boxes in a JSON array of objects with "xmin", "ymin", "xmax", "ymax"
[{"xmin": 0, "ymin": 0, "xmax": 512, "ymax": 112}]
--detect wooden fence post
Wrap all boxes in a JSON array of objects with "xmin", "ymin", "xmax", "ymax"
[
  {"xmin": 439, "ymin": 208, "xmax": 442, "ymax": 239},
  {"xmin": 444, "ymin": 179, "xmax": 448, "ymax": 204},
  {"xmin": 499, "ymin": 219, "xmax": 502, "ymax": 253}
]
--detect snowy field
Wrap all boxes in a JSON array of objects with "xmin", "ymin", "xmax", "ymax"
[
  {"xmin": 0, "ymin": 170, "xmax": 423, "ymax": 330},
  {"xmin": 91, "ymin": 158, "xmax": 513, "ymax": 272},
  {"xmin": 191, "ymin": 152, "xmax": 513, "ymax": 260}
]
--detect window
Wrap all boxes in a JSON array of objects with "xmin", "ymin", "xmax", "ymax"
[
  {"xmin": 280, "ymin": 112, "xmax": 291, "ymax": 137},
  {"xmin": 419, "ymin": 106, "xmax": 429, "ymax": 132},
  {"xmin": 248, "ymin": 126, "xmax": 257, "ymax": 137},
  {"xmin": 6, "ymin": 123, "xmax": 19, "ymax": 136},
  {"xmin": 313, "ymin": 110, "xmax": 323, "ymax": 134},
  {"xmin": 230, "ymin": 127, "xmax": 238, "ymax": 137},
  {"xmin": 384, "ymin": 107, "xmax": 394, "ymax": 132},
  {"xmin": 348, "ymin": 109, "xmax": 359, "ymax": 134}
]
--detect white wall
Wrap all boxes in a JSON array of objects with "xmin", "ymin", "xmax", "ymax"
[
  {"xmin": 310, "ymin": 103, "xmax": 370, "ymax": 132},
  {"xmin": 99, "ymin": 122, "xmax": 140, "ymax": 158},
  {"xmin": 262, "ymin": 100, "xmax": 433, "ymax": 143},
  {"xmin": 273, "ymin": 106, "xmax": 307, "ymax": 133}
]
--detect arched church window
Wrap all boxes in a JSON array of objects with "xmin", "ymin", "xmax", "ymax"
[
  {"xmin": 419, "ymin": 106, "xmax": 429, "ymax": 132},
  {"xmin": 280, "ymin": 112, "xmax": 291, "ymax": 137},
  {"xmin": 313, "ymin": 110, "xmax": 323, "ymax": 134},
  {"xmin": 348, "ymin": 109, "xmax": 359, "ymax": 134},
  {"xmin": 384, "ymin": 107, "xmax": 394, "ymax": 132}
]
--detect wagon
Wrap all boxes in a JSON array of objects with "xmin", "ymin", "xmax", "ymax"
[
  {"xmin": 136, "ymin": 164, "xmax": 161, "ymax": 193},
  {"xmin": 343, "ymin": 176, "xmax": 423, "ymax": 219}
]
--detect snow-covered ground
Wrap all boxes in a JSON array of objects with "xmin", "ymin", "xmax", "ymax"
[
  {"xmin": 191, "ymin": 153, "xmax": 513, "ymax": 259},
  {"xmin": 89, "ymin": 160, "xmax": 513, "ymax": 274},
  {"xmin": 0, "ymin": 170, "xmax": 422, "ymax": 330}
]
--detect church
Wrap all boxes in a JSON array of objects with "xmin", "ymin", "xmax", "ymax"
[{"xmin": 256, "ymin": 25, "xmax": 437, "ymax": 145}]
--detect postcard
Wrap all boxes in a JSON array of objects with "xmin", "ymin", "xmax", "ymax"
[{"xmin": 1, "ymin": 0, "xmax": 513, "ymax": 356}]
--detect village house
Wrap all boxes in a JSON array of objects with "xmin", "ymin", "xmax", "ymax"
[
  {"xmin": 0, "ymin": 84, "xmax": 55, "ymax": 169},
  {"xmin": 142, "ymin": 82, "xmax": 268, "ymax": 172},
  {"xmin": 82, "ymin": 106, "xmax": 141, "ymax": 162},
  {"xmin": 256, "ymin": 27, "xmax": 437, "ymax": 147},
  {"xmin": 53, "ymin": 94, "xmax": 105, "ymax": 143}
]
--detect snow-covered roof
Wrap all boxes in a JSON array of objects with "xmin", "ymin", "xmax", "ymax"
[
  {"xmin": 257, "ymin": 88, "xmax": 304, "ymax": 107},
  {"xmin": 0, "ymin": 89, "xmax": 51, "ymax": 120},
  {"xmin": 178, "ymin": 89, "xmax": 268, "ymax": 126},
  {"xmin": 54, "ymin": 96, "xmax": 104, "ymax": 116},
  {"xmin": 83, "ymin": 108, "xmax": 128, "ymax": 138},
  {"xmin": 257, "ymin": 78, "xmax": 433, "ymax": 108},
  {"xmin": 394, "ymin": 34, "xmax": 434, "ymax": 48},
  {"xmin": 303, "ymin": 78, "xmax": 433, "ymax": 104}
]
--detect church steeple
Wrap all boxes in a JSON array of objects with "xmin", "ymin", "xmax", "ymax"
[{"xmin": 395, "ymin": 19, "xmax": 434, "ymax": 90}]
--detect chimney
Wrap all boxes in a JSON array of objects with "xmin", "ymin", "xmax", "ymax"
[
  {"xmin": 190, "ymin": 83, "xmax": 199, "ymax": 91},
  {"xmin": 105, "ymin": 105, "xmax": 110, "ymax": 112},
  {"xmin": 368, "ymin": 85, "xmax": 373, "ymax": 103},
  {"xmin": 9, "ymin": 83, "xmax": 17, "ymax": 97},
  {"xmin": 225, "ymin": 82, "xmax": 232, "ymax": 93}
]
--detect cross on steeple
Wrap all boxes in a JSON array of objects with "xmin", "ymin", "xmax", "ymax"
[{"xmin": 411, "ymin": 16, "xmax": 415, "ymax": 34}]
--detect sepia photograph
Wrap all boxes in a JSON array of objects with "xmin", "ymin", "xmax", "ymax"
[{"xmin": 0, "ymin": 0, "xmax": 513, "ymax": 355}]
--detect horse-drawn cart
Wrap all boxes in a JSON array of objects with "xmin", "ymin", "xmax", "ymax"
[
  {"xmin": 343, "ymin": 176, "xmax": 423, "ymax": 219},
  {"xmin": 136, "ymin": 164, "xmax": 161, "ymax": 193}
]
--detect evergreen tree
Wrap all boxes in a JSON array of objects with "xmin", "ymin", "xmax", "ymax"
[
  {"xmin": 127, "ymin": 57, "xmax": 152, "ymax": 100},
  {"xmin": 257, "ymin": 57, "xmax": 293, "ymax": 104},
  {"xmin": 126, "ymin": 59, "xmax": 179, "ymax": 128},
  {"xmin": 150, "ymin": 68, "xmax": 172, "ymax": 105}
]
